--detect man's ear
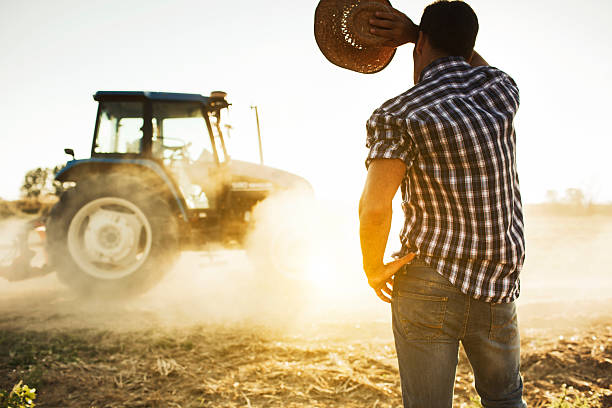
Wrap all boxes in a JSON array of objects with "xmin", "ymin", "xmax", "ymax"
[{"xmin": 415, "ymin": 31, "xmax": 425, "ymax": 55}]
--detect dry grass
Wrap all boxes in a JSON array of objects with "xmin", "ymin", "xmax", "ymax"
[
  {"xmin": 1, "ymin": 325, "xmax": 402, "ymax": 407},
  {"xmin": 1, "ymin": 210, "xmax": 611, "ymax": 407},
  {"xmin": 1, "ymin": 319, "xmax": 610, "ymax": 408}
]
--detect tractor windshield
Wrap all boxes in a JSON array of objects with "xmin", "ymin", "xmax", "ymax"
[
  {"xmin": 152, "ymin": 102, "xmax": 221, "ymax": 163},
  {"xmin": 93, "ymin": 100, "xmax": 229, "ymax": 165}
]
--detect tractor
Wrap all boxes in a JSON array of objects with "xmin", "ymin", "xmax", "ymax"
[{"xmin": 4, "ymin": 91, "xmax": 311, "ymax": 297}]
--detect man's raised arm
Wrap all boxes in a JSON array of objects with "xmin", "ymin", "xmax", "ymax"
[
  {"xmin": 369, "ymin": 8, "xmax": 489, "ymax": 67},
  {"xmin": 369, "ymin": 9, "xmax": 418, "ymax": 47}
]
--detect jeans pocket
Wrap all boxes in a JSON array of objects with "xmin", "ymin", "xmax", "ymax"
[
  {"xmin": 489, "ymin": 302, "xmax": 518, "ymax": 342},
  {"xmin": 395, "ymin": 291, "xmax": 448, "ymax": 341}
]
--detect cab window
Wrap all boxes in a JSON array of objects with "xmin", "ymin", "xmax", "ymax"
[
  {"xmin": 152, "ymin": 102, "xmax": 217, "ymax": 163},
  {"xmin": 94, "ymin": 102, "xmax": 144, "ymax": 154}
]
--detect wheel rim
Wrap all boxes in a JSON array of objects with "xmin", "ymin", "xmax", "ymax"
[{"xmin": 67, "ymin": 197, "xmax": 153, "ymax": 280}]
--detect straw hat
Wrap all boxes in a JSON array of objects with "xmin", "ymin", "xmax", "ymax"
[{"xmin": 314, "ymin": 0, "xmax": 396, "ymax": 74}]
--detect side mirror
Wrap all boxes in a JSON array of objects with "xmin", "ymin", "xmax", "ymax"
[{"xmin": 64, "ymin": 148, "xmax": 75, "ymax": 160}]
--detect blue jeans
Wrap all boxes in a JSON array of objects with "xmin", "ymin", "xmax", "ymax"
[{"xmin": 391, "ymin": 260, "xmax": 527, "ymax": 408}]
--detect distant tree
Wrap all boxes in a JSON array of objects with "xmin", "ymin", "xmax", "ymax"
[
  {"xmin": 21, "ymin": 167, "xmax": 47, "ymax": 198},
  {"xmin": 21, "ymin": 165, "xmax": 66, "ymax": 198}
]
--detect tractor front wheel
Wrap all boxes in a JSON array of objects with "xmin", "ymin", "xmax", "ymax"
[{"xmin": 46, "ymin": 174, "xmax": 179, "ymax": 298}]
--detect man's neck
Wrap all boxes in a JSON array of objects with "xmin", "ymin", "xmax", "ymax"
[
  {"xmin": 416, "ymin": 53, "xmax": 454, "ymax": 84},
  {"xmin": 423, "ymin": 51, "xmax": 451, "ymax": 68}
]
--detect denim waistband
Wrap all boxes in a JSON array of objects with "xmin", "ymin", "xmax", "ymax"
[{"xmin": 400, "ymin": 258, "xmax": 455, "ymax": 288}]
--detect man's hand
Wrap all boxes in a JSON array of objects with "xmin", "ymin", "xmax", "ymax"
[
  {"xmin": 369, "ymin": 9, "xmax": 418, "ymax": 47},
  {"xmin": 366, "ymin": 253, "xmax": 416, "ymax": 303}
]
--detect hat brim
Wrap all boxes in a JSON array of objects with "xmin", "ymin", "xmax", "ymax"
[{"xmin": 315, "ymin": 0, "xmax": 396, "ymax": 74}]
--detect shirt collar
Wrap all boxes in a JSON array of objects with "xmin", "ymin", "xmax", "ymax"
[{"xmin": 419, "ymin": 56, "xmax": 470, "ymax": 83}]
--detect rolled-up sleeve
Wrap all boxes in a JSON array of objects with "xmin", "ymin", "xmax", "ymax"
[{"xmin": 365, "ymin": 110, "xmax": 416, "ymax": 169}]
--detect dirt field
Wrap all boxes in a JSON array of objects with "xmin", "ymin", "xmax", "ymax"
[
  {"xmin": 0, "ymin": 293, "xmax": 610, "ymax": 407},
  {"xmin": 1, "ymin": 213, "xmax": 611, "ymax": 407}
]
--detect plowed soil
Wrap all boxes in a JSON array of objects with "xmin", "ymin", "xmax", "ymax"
[
  {"xmin": 0, "ymin": 264, "xmax": 610, "ymax": 408},
  {"xmin": 1, "ymin": 212, "xmax": 612, "ymax": 407}
]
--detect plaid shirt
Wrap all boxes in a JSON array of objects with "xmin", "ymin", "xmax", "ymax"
[{"xmin": 366, "ymin": 56, "xmax": 524, "ymax": 303}]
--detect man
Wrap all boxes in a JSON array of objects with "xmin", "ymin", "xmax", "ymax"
[{"xmin": 359, "ymin": 1, "xmax": 526, "ymax": 407}]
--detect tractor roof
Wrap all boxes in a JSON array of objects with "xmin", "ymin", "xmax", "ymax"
[{"xmin": 93, "ymin": 91, "xmax": 228, "ymax": 109}]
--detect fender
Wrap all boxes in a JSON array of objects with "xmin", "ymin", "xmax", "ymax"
[{"xmin": 55, "ymin": 158, "xmax": 189, "ymax": 221}]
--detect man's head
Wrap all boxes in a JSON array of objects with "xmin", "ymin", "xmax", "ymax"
[{"xmin": 413, "ymin": 1, "xmax": 478, "ymax": 84}]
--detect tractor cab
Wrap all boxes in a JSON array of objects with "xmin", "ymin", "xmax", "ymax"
[{"xmin": 92, "ymin": 91, "xmax": 231, "ymax": 210}]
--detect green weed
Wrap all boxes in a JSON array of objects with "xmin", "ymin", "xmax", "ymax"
[
  {"xmin": 0, "ymin": 381, "xmax": 37, "ymax": 408},
  {"xmin": 546, "ymin": 386, "xmax": 592, "ymax": 408}
]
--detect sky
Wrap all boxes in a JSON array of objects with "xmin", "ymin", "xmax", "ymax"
[{"xmin": 1, "ymin": 0, "xmax": 612, "ymax": 204}]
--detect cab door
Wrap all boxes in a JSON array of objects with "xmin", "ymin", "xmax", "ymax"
[{"xmin": 151, "ymin": 101, "xmax": 224, "ymax": 210}]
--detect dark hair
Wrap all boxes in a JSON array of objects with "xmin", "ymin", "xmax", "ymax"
[{"xmin": 418, "ymin": 1, "xmax": 479, "ymax": 60}]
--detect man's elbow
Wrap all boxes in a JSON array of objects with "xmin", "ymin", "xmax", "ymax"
[{"xmin": 359, "ymin": 198, "xmax": 390, "ymax": 225}]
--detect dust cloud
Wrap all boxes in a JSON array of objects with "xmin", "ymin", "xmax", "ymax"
[
  {"xmin": 519, "ymin": 210, "xmax": 612, "ymax": 303},
  {"xmin": 0, "ymin": 219, "xmax": 27, "ymax": 267},
  {"xmin": 135, "ymin": 190, "xmax": 387, "ymax": 329},
  {"xmin": 0, "ymin": 192, "xmax": 387, "ymax": 333},
  {"xmin": 0, "ymin": 197, "xmax": 611, "ymax": 334}
]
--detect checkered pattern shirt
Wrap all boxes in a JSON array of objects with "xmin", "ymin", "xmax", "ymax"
[{"xmin": 366, "ymin": 56, "xmax": 525, "ymax": 303}]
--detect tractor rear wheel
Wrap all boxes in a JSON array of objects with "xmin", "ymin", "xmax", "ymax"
[{"xmin": 46, "ymin": 174, "xmax": 179, "ymax": 298}]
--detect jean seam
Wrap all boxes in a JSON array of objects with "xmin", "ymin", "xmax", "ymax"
[
  {"xmin": 461, "ymin": 296, "xmax": 470, "ymax": 340},
  {"xmin": 396, "ymin": 291, "xmax": 449, "ymax": 303},
  {"xmin": 418, "ymin": 280, "xmax": 456, "ymax": 292},
  {"xmin": 488, "ymin": 303, "xmax": 494, "ymax": 340}
]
